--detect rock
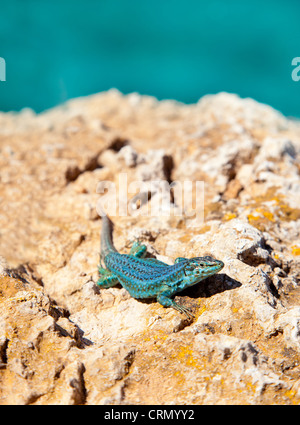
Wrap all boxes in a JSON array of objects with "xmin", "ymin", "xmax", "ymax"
[{"xmin": 0, "ymin": 91, "xmax": 300, "ymax": 404}]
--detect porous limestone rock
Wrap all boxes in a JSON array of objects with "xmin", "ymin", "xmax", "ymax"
[{"xmin": 0, "ymin": 90, "xmax": 300, "ymax": 404}]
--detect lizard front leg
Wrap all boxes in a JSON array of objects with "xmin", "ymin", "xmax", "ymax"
[
  {"xmin": 157, "ymin": 287, "xmax": 194, "ymax": 319},
  {"xmin": 128, "ymin": 240, "xmax": 147, "ymax": 258}
]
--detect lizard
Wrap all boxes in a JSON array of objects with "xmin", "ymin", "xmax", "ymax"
[{"xmin": 97, "ymin": 214, "xmax": 224, "ymax": 318}]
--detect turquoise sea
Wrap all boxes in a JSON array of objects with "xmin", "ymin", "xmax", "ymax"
[{"xmin": 0, "ymin": 0, "xmax": 299, "ymax": 117}]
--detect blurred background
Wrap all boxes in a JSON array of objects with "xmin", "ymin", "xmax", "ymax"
[{"xmin": 0, "ymin": 0, "xmax": 299, "ymax": 117}]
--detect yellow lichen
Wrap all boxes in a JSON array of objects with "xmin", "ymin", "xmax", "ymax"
[
  {"xmin": 251, "ymin": 188, "xmax": 300, "ymax": 223},
  {"xmin": 223, "ymin": 212, "xmax": 237, "ymax": 221},
  {"xmin": 247, "ymin": 213, "xmax": 260, "ymax": 221},
  {"xmin": 291, "ymin": 245, "xmax": 300, "ymax": 256},
  {"xmin": 285, "ymin": 389, "xmax": 296, "ymax": 399},
  {"xmin": 245, "ymin": 381, "xmax": 257, "ymax": 394},
  {"xmin": 251, "ymin": 207, "xmax": 275, "ymax": 222},
  {"xmin": 176, "ymin": 346, "xmax": 200, "ymax": 369},
  {"xmin": 196, "ymin": 303, "xmax": 207, "ymax": 318},
  {"xmin": 284, "ymin": 388, "xmax": 300, "ymax": 404},
  {"xmin": 261, "ymin": 210, "xmax": 275, "ymax": 221}
]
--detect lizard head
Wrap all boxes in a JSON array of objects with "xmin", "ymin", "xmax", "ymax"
[{"xmin": 183, "ymin": 256, "xmax": 224, "ymax": 281}]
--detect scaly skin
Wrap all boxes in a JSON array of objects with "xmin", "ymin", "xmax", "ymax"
[{"xmin": 97, "ymin": 215, "xmax": 224, "ymax": 318}]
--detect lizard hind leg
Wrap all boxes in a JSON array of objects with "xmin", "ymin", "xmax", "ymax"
[{"xmin": 97, "ymin": 267, "xmax": 120, "ymax": 288}]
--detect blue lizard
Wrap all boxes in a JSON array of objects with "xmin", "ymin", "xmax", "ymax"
[{"xmin": 97, "ymin": 214, "xmax": 224, "ymax": 318}]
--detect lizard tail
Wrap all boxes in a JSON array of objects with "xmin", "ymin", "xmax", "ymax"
[{"xmin": 101, "ymin": 213, "xmax": 118, "ymax": 255}]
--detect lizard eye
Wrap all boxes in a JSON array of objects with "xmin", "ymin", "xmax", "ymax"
[{"xmin": 195, "ymin": 261, "xmax": 207, "ymax": 268}]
